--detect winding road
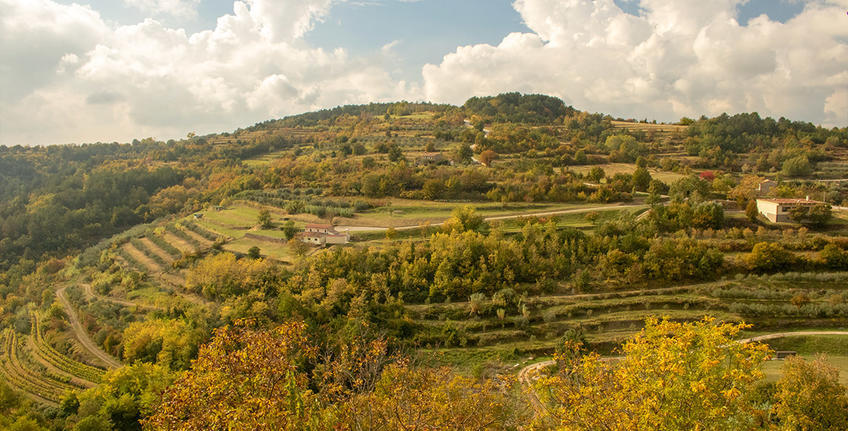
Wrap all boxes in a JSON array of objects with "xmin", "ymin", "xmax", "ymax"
[
  {"xmin": 55, "ymin": 286, "xmax": 123, "ymax": 369},
  {"xmin": 334, "ymin": 203, "xmax": 646, "ymax": 233}
]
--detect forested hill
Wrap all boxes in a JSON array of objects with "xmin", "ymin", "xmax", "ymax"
[
  {"xmin": 1, "ymin": 94, "xmax": 846, "ymax": 275},
  {"xmin": 2, "ymin": 93, "xmax": 848, "ymax": 429}
]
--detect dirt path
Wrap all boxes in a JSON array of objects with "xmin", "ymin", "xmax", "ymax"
[
  {"xmin": 518, "ymin": 332, "xmax": 848, "ymax": 414},
  {"xmin": 139, "ymin": 237, "xmax": 176, "ymax": 263},
  {"xmin": 737, "ymin": 331, "xmax": 848, "ymax": 344},
  {"xmin": 123, "ymin": 243, "xmax": 164, "ymax": 273},
  {"xmin": 335, "ymin": 203, "xmax": 645, "ymax": 233},
  {"xmin": 162, "ymin": 232, "xmax": 197, "ymax": 254},
  {"xmin": 55, "ymin": 286, "xmax": 122, "ymax": 369}
]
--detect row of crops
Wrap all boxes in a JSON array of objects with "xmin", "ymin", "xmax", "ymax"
[{"xmin": 1, "ymin": 315, "xmax": 107, "ymax": 405}]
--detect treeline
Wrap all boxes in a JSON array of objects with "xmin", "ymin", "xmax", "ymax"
[{"xmin": 463, "ymin": 93, "xmax": 576, "ymax": 124}]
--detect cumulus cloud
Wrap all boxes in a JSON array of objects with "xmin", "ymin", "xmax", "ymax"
[
  {"xmin": 423, "ymin": 0, "xmax": 848, "ymax": 126},
  {"xmin": 123, "ymin": 0, "xmax": 201, "ymax": 18},
  {"xmin": 0, "ymin": 0, "xmax": 413, "ymax": 145}
]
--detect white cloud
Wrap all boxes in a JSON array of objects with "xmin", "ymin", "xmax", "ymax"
[
  {"xmin": 123, "ymin": 0, "xmax": 201, "ymax": 18},
  {"xmin": 423, "ymin": 0, "xmax": 848, "ymax": 126},
  {"xmin": 0, "ymin": 0, "xmax": 414, "ymax": 145}
]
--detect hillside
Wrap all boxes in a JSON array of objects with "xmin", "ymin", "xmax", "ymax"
[{"xmin": 2, "ymin": 93, "xmax": 848, "ymax": 429}]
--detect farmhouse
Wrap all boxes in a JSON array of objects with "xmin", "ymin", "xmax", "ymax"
[
  {"xmin": 756, "ymin": 197, "xmax": 823, "ymax": 223},
  {"xmin": 415, "ymin": 152, "xmax": 446, "ymax": 166},
  {"xmin": 757, "ymin": 179, "xmax": 777, "ymax": 195},
  {"xmin": 300, "ymin": 223, "xmax": 350, "ymax": 246}
]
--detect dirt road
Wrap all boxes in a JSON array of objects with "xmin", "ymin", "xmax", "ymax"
[
  {"xmin": 55, "ymin": 286, "xmax": 122, "ymax": 369},
  {"xmin": 334, "ymin": 203, "xmax": 645, "ymax": 233}
]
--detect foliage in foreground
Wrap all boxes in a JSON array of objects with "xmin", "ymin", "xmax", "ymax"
[
  {"xmin": 535, "ymin": 318, "xmax": 769, "ymax": 430},
  {"xmin": 143, "ymin": 321, "xmax": 526, "ymax": 430}
]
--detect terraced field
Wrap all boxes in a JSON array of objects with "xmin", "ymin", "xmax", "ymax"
[
  {"xmin": 0, "ymin": 322, "xmax": 103, "ymax": 406},
  {"xmin": 414, "ymin": 273, "xmax": 848, "ymax": 363}
]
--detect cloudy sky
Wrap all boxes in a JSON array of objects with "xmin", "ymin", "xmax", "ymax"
[{"xmin": 1, "ymin": 0, "xmax": 846, "ymax": 145}]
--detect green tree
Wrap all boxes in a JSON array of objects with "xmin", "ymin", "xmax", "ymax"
[
  {"xmin": 587, "ymin": 167, "xmax": 605, "ymax": 183},
  {"xmin": 453, "ymin": 143, "xmax": 473, "ymax": 164},
  {"xmin": 746, "ymin": 200, "xmax": 759, "ymax": 222},
  {"xmin": 387, "ymin": 144, "xmax": 405, "ymax": 163},
  {"xmin": 281, "ymin": 220, "xmax": 298, "ymax": 240},
  {"xmin": 790, "ymin": 203, "xmax": 832, "ymax": 228},
  {"xmin": 632, "ymin": 167, "xmax": 651, "ymax": 192},
  {"xmin": 258, "ymin": 209, "xmax": 273, "ymax": 229},
  {"xmin": 782, "ymin": 155, "xmax": 813, "ymax": 177},
  {"xmin": 248, "ymin": 246, "xmax": 261, "ymax": 260}
]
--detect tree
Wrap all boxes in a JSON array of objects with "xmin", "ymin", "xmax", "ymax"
[
  {"xmin": 288, "ymin": 238, "xmax": 309, "ymax": 257},
  {"xmin": 248, "ymin": 246, "xmax": 261, "ymax": 259},
  {"xmin": 442, "ymin": 206, "xmax": 486, "ymax": 233},
  {"xmin": 453, "ymin": 143, "xmax": 473, "ymax": 164},
  {"xmin": 535, "ymin": 317, "xmax": 771, "ymax": 431},
  {"xmin": 586, "ymin": 166, "xmax": 605, "ymax": 183},
  {"xmin": 257, "ymin": 209, "xmax": 273, "ymax": 229},
  {"xmin": 478, "ymin": 150, "xmax": 497, "ymax": 167},
  {"xmin": 281, "ymin": 220, "xmax": 298, "ymax": 240},
  {"xmin": 821, "ymin": 244, "xmax": 848, "ymax": 269},
  {"xmin": 144, "ymin": 321, "xmax": 331, "ymax": 431},
  {"xmin": 746, "ymin": 200, "xmax": 759, "ymax": 222},
  {"xmin": 343, "ymin": 362, "xmax": 525, "ymax": 430},
  {"xmin": 424, "ymin": 141, "xmax": 436, "ymax": 152},
  {"xmin": 790, "ymin": 203, "xmax": 832, "ymax": 228},
  {"xmin": 790, "ymin": 293, "xmax": 811, "ymax": 309},
  {"xmin": 782, "ymin": 155, "xmax": 813, "ymax": 177},
  {"xmin": 745, "ymin": 242, "xmax": 797, "ymax": 272},
  {"xmin": 387, "ymin": 144, "xmax": 405, "ymax": 163},
  {"xmin": 774, "ymin": 356, "xmax": 848, "ymax": 430},
  {"xmin": 632, "ymin": 167, "xmax": 651, "ymax": 192}
]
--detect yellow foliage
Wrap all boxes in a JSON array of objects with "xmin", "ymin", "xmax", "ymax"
[{"xmin": 535, "ymin": 317, "xmax": 771, "ymax": 431}]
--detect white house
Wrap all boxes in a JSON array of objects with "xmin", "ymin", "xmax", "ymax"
[
  {"xmin": 756, "ymin": 198, "xmax": 823, "ymax": 223},
  {"xmin": 300, "ymin": 223, "xmax": 350, "ymax": 245}
]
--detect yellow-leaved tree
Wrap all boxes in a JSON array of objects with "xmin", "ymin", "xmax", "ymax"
[
  {"xmin": 143, "ymin": 321, "xmax": 332, "ymax": 431},
  {"xmin": 534, "ymin": 317, "xmax": 771, "ymax": 431}
]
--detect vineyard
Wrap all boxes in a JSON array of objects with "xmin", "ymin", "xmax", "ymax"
[{"xmin": 0, "ymin": 317, "xmax": 105, "ymax": 406}]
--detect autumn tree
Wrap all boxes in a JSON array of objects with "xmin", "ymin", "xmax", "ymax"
[
  {"xmin": 745, "ymin": 242, "xmax": 798, "ymax": 272},
  {"xmin": 535, "ymin": 317, "xmax": 771, "ymax": 431},
  {"xmin": 442, "ymin": 205, "xmax": 487, "ymax": 233},
  {"xmin": 773, "ymin": 356, "xmax": 848, "ymax": 430},
  {"xmin": 343, "ymin": 361, "xmax": 526, "ymax": 430},
  {"xmin": 144, "ymin": 321, "xmax": 332, "ymax": 431},
  {"xmin": 479, "ymin": 150, "xmax": 497, "ymax": 167}
]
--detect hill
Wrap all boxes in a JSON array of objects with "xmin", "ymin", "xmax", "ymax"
[{"xmin": 1, "ymin": 93, "xmax": 848, "ymax": 428}]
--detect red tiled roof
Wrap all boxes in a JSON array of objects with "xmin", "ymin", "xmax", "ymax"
[
  {"xmin": 306, "ymin": 223, "xmax": 333, "ymax": 229},
  {"xmin": 758, "ymin": 198, "xmax": 823, "ymax": 205}
]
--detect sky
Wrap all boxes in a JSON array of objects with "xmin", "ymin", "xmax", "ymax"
[{"xmin": 1, "ymin": 0, "xmax": 846, "ymax": 145}]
